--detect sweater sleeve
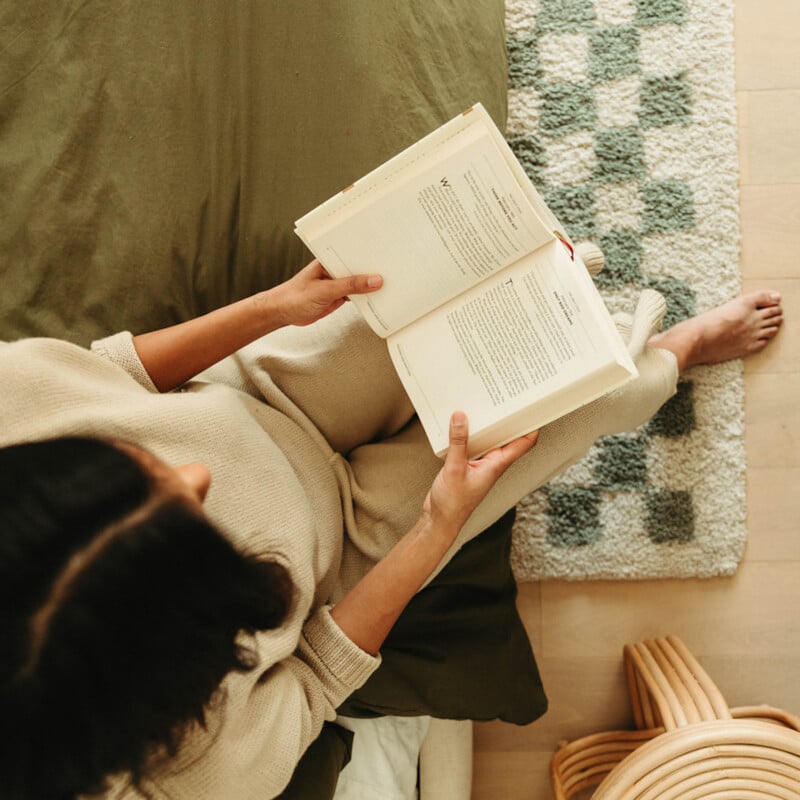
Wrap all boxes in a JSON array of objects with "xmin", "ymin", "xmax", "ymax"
[
  {"xmin": 90, "ymin": 331, "xmax": 160, "ymax": 393},
  {"xmin": 97, "ymin": 606, "xmax": 380, "ymax": 800},
  {"xmin": 298, "ymin": 604, "xmax": 380, "ymax": 695},
  {"xmin": 206, "ymin": 605, "xmax": 380, "ymax": 798}
]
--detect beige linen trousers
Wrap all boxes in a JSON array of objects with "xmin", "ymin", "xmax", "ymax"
[{"xmin": 235, "ymin": 288, "xmax": 678, "ymax": 594}]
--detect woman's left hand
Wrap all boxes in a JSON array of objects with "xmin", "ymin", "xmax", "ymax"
[
  {"xmin": 270, "ymin": 259, "xmax": 383, "ymax": 327},
  {"xmin": 331, "ymin": 412, "xmax": 538, "ymax": 656},
  {"xmin": 422, "ymin": 412, "xmax": 540, "ymax": 537}
]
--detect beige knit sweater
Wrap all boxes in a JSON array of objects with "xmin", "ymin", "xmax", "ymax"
[
  {"xmin": 0, "ymin": 331, "xmax": 380, "ymax": 799},
  {"xmin": 0, "ymin": 290, "xmax": 677, "ymax": 798}
]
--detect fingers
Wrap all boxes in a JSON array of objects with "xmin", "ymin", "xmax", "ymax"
[
  {"xmin": 445, "ymin": 411, "xmax": 470, "ymax": 468},
  {"xmin": 343, "ymin": 273, "xmax": 383, "ymax": 295},
  {"xmin": 301, "ymin": 259, "xmax": 382, "ymax": 302},
  {"xmin": 447, "ymin": 413, "xmax": 538, "ymax": 475},
  {"xmin": 429, "ymin": 415, "xmax": 540, "ymax": 529},
  {"xmin": 498, "ymin": 429, "xmax": 540, "ymax": 464},
  {"xmin": 303, "ymin": 259, "xmax": 331, "ymax": 279}
]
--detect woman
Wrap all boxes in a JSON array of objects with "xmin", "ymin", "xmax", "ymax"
[{"xmin": 0, "ymin": 257, "xmax": 783, "ymax": 799}]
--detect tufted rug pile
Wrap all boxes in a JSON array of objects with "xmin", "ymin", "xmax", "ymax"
[{"xmin": 506, "ymin": 0, "xmax": 745, "ymax": 580}]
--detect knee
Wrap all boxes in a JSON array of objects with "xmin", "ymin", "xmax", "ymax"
[{"xmin": 596, "ymin": 346, "xmax": 679, "ymax": 435}]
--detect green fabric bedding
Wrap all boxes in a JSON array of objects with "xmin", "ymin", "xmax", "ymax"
[
  {"xmin": 1, "ymin": 0, "xmax": 507, "ymax": 344},
  {"xmin": 1, "ymin": 0, "xmax": 544, "ymax": 748}
]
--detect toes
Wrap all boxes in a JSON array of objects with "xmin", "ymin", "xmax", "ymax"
[
  {"xmin": 760, "ymin": 304, "xmax": 783, "ymax": 320},
  {"xmin": 757, "ymin": 311, "xmax": 783, "ymax": 332},
  {"xmin": 751, "ymin": 290, "xmax": 782, "ymax": 308}
]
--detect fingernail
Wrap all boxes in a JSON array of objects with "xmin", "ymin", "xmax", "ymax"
[
  {"xmin": 367, "ymin": 275, "xmax": 382, "ymax": 288},
  {"xmin": 770, "ymin": 291, "xmax": 781, "ymax": 301}
]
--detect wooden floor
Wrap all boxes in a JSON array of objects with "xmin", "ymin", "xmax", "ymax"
[{"xmin": 472, "ymin": 1, "xmax": 800, "ymax": 796}]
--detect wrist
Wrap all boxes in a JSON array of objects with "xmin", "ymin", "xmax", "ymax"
[
  {"xmin": 251, "ymin": 286, "xmax": 291, "ymax": 333},
  {"xmin": 413, "ymin": 510, "xmax": 461, "ymax": 547}
]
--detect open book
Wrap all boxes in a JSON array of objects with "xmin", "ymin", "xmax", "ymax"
[{"xmin": 295, "ymin": 103, "xmax": 637, "ymax": 458}]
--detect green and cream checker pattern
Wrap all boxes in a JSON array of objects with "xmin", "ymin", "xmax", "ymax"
[{"xmin": 505, "ymin": 0, "xmax": 746, "ymax": 580}]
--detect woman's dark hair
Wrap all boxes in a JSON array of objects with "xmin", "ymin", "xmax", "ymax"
[{"xmin": 0, "ymin": 437, "xmax": 293, "ymax": 800}]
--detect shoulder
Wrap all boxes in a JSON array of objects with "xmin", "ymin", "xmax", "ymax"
[
  {"xmin": 0, "ymin": 335, "xmax": 137, "ymax": 386},
  {"xmin": 0, "ymin": 336, "xmax": 150, "ymax": 450},
  {"xmin": 0, "ymin": 336, "xmax": 100, "ymax": 384}
]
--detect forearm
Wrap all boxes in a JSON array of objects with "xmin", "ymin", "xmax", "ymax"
[
  {"xmin": 330, "ymin": 514, "xmax": 459, "ymax": 656},
  {"xmin": 131, "ymin": 260, "xmax": 383, "ymax": 393},
  {"xmin": 330, "ymin": 414, "xmax": 539, "ymax": 656},
  {"xmin": 132, "ymin": 291, "xmax": 284, "ymax": 392}
]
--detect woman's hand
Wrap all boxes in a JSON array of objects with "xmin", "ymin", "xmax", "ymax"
[
  {"xmin": 330, "ymin": 412, "xmax": 539, "ymax": 655},
  {"xmin": 269, "ymin": 259, "xmax": 383, "ymax": 328},
  {"xmin": 422, "ymin": 412, "xmax": 540, "ymax": 537},
  {"xmin": 133, "ymin": 259, "xmax": 381, "ymax": 392}
]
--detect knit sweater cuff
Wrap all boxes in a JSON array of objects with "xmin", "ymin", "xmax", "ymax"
[
  {"xmin": 300, "ymin": 606, "xmax": 380, "ymax": 697},
  {"xmin": 90, "ymin": 331, "xmax": 160, "ymax": 393}
]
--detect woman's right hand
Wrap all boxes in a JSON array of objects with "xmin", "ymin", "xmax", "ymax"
[
  {"xmin": 267, "ymin": 259, "xmax": 383, "ymax": 328},
  {"xmin": 421, "ymin": 412, "xmax": 539, "ymax": 538},
  {"xmin": 133, "ymin": 259, "xmax": 382, "ymax": 392}
]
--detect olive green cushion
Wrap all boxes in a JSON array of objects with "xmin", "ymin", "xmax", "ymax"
[
  {"xmin": 285, "ymin": 510, "xmax": 547, "ymax": 800},
  {"xmin": 339, "ymin": 509, "xmax": 548, "ymax": 725},
  {"xmin": 275, "ymin": 723, "xmax": 354, "ymax": 800}
]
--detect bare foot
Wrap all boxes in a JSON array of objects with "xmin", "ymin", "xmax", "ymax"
[{"xmin": 648, "ymin": 290, "xmax": 783, "ymax": 372}]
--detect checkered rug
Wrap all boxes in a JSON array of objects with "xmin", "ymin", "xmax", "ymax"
[{"xmin": 506, "ymin": 0, "xmax": 746, "ymax": 580}]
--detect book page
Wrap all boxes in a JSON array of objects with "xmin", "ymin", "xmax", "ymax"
[
  {"xmin": 296, "ymin": 118, "xmax": 554, "ymax": 337},
  {"xmin": 387, "ymin": 240, "xmax": 637, "ymax": 457}
]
